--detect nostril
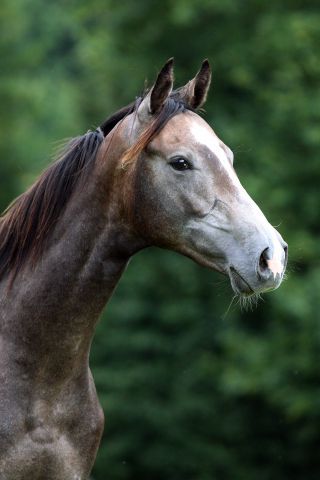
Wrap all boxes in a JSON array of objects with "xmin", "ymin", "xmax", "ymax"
[{"xmin": 259, "ymin": 247, "xmax": 270, "ymax": 274}]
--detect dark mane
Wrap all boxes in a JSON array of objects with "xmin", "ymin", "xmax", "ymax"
[
  {"xmin": 0, "ymin": 94, "xmax": 189, "ymax": 283},
  {"xmin": 0, "ymin": 130, "xmax": 104, "ymax": 283},
  {"xmin": 100, "ymin": 100, "xmax": 137, "ymax": 137}
]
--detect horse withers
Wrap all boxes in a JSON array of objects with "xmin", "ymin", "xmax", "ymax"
[{"xmin": 0, "ymin": 59, "xmax": 287, "ymax": 479}]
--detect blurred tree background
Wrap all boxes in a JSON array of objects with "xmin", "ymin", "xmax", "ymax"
[{"xmin": 1, "ymin": 0, "xmax": 320, "ymax": 479}]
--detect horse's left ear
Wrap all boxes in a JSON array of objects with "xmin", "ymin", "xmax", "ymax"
[
  {"xmin": 150, "ymin": 58, "xmax": 174, "ymax": 113},
  {"xmin": 175, "ymin": 59, "xmax": 212, "ymax": 109},
  {"xmin": 138, "ymin": 58, "xmax": 174, "ymax": 120}
]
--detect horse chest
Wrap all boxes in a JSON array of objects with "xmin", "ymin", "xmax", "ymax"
[
  {"xmin": 0, "ymin": 434, "xmax": 84, "ymax": 480},
  {"xmin": 0, "ymin": 375, "xmax": 104, "ymax": 480}
]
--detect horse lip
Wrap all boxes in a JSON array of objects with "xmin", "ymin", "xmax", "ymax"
[{"xmin": 229, "ymin": 266, "xmax": 254, "ymax": 296}]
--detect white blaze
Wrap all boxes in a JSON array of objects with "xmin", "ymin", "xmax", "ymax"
[
  {"xmin": 190, "ymin": 120, "xmax": 240, "ymax": 186},
  {"xmin": 190, "ymin": 116, "xmax": 285, "ymax": 280}
]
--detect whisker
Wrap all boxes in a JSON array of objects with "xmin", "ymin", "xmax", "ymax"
[
  {"xmin": 237, "ymin": 292, "xmax": 263, "ymax": 312},
  {"xmin": 222, "ymin": 294, "xmax": 238, "ymax": 320},
  {"xmin": 272, "ymin": 221, "xmax": 283, "ymax": 228}
]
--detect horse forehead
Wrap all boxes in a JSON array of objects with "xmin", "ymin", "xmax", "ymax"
[
  {"xmin": 150, "ymin": 114, "xmax": 189, "ymax": 147},
  {"xmin": 152, "ymin": 112, "xmax": 239, "ymax": 183},
  {"xmin": 186, "ymin": 113, "xmax": 222, "ymax": 148},
  {"xmin": 152, "ymin": 112, "xmax": 225, "ymax": 154}
]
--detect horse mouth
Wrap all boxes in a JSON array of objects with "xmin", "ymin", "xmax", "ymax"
[{"xmin": 229, "ymin": 267, "xmax": 254, "ymax": 296}]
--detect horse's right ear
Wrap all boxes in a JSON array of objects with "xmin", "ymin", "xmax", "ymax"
[{"xmin": 138, "ymin": 58, "xmax": 174, "ymax": 120}]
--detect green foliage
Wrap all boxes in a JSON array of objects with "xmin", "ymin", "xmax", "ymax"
[{"xmin": 1, "ymin": 1, "xmax": 320, "ymax": 479}]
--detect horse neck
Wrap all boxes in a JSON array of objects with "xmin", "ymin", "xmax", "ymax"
[{"xmin": 0, "ymin": 135, "xmax": 143, "ymax": 378}]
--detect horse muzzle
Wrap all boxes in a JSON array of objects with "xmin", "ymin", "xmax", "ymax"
[{"xmin": 228, "ymin": 240, "xmax": 288, "ymax": 296}]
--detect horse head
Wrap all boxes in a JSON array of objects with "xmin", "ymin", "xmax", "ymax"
[{"xmin": 103, "ymin": 59, "xmax": 288, "ymax": 297}]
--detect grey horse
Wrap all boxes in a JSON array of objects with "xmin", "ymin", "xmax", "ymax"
[{"xmin": 0, "ymin": 59, "xmax": 287, "ymax": 479}]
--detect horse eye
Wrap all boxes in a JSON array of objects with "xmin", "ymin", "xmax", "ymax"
[{"xmin": 169, "ymin": 157, "xmax": 192, "ymax": 171}]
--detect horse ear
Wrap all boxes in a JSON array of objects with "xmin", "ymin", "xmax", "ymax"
[
  {"xmin": 192, "ymin": 59, "xmax": 212, "ymax": 108},
  {"xmin": 138, "ymin": 58, "xmax": 174, "ymax": 119},
  {"xmin": 175, "ymin": 59, "xmax": 212, "ymax": 109}
]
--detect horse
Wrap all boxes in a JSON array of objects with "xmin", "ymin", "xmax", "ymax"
[{"xmin": 0, "ymin": 59, "xmax": 287, "ymax": 479}]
